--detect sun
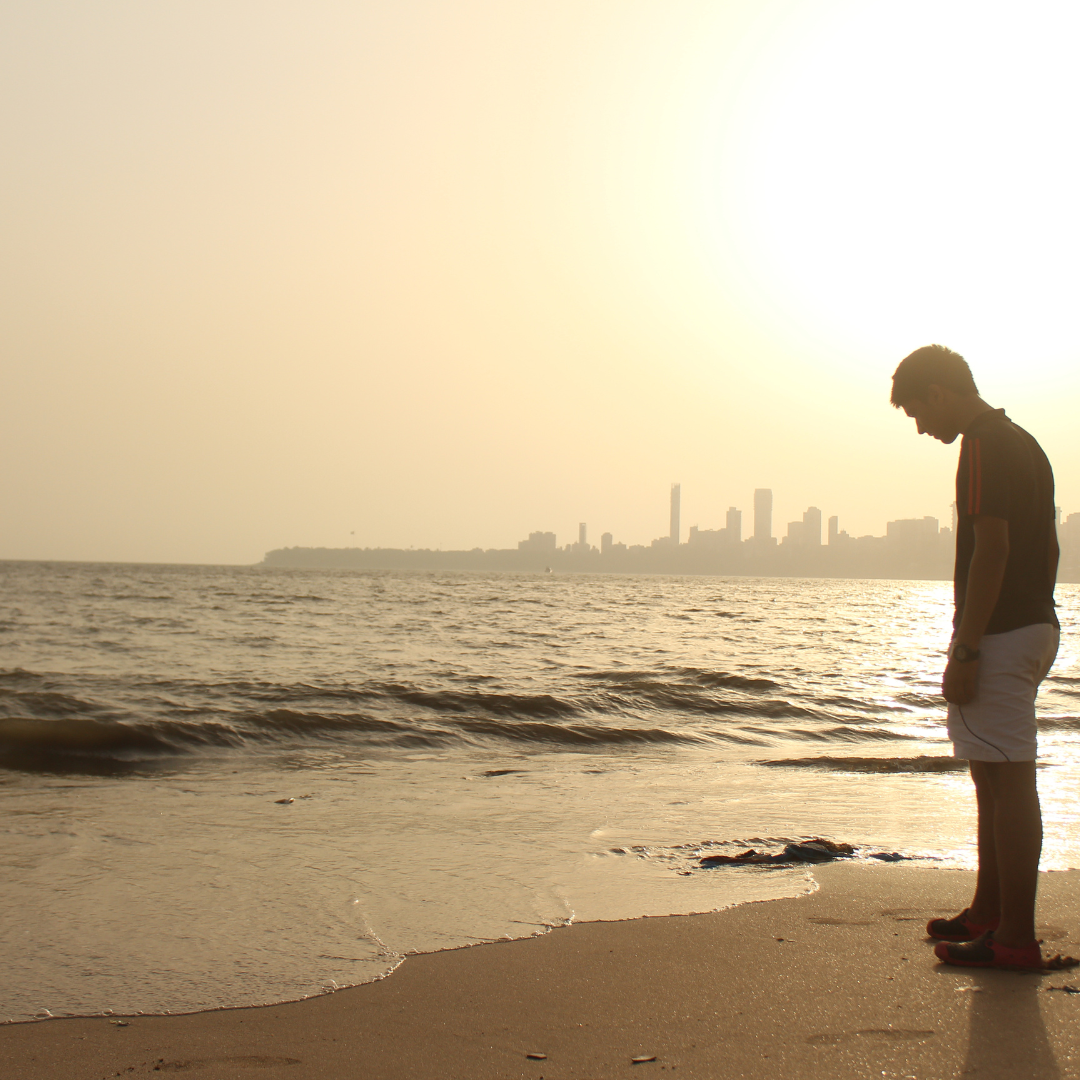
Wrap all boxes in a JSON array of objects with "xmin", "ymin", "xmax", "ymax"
[{"xmin": 701, "ymin": 1, "xmax": 1080, "ymax": 387}]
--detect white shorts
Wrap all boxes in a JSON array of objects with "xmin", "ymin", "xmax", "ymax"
[{"xmin": 947, "ymin": 623, "xmax": 1059, "ymax": 762}]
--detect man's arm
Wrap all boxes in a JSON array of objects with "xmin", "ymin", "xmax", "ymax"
[{"xmin": 943, "ymin": 515, "xmax": 1009, "ymax": 704}]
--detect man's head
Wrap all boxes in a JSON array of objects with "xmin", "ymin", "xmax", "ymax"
[{"xmin": 891, "ymin": 344, "xmax": 980, "ymax": 444}]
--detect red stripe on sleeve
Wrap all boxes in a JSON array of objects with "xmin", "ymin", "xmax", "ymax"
[
  {"xmin": 972, "ymin": 442, "xmax": 980, "ymax": 518},
  {"xmin": 973, "ymin": 438, "xmax": 982, "ymax": 514}
]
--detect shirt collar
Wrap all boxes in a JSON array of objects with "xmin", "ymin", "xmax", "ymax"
[{"xmin": 964, "ymin": 407, "xmax": 1007, "ymax": 436}]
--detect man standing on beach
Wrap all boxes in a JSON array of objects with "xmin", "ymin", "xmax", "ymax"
[{"xmin": 891, "ymin": 345, "xmax": 1059, "ymax": 970}]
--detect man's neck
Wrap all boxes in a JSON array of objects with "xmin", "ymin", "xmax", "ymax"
[{"xmin": 956, "ymin": 395, "xmax": 995, "ymax": 435}]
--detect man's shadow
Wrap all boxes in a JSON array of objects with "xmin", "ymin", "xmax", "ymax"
[{"xmin": 956, "ymin": 968, "xmax": 1059, "ymax": 1078}]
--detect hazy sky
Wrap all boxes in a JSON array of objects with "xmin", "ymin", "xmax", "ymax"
[{"xmin": 4, "ymin": 1, "xmax": 1080, "ymax": 564}]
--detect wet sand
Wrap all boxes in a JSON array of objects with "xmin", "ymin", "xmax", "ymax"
[{"xmin": 5, "ymin": 862, "xmax": 1080, "ymax": 1080}]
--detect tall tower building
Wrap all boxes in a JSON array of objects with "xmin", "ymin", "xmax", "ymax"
[
  {"xmin": 578, "ymin": 522, "xmax": 587, "ymax": 547},
  {"xmin": 670, "ymin": 483, "xmax": 681, "ymax": 545},
  {"xmin": 828, "ymin": 515, "xmax": 839, "ymax": 545},
  {"xmin": 803, "ymin": 506, "xmax": 822, "ymax": 546},
  {"xmin": 753, "ymin": 489, "xmax": 773, "ymax": 541}
]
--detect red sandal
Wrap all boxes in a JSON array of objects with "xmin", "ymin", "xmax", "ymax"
[
  {"xmin": 926, "ymin": 908, "xmax": 1000, "ymax": 943},
  {"xmin": 934, "ymin": 932, "xmax": 1043, "ymax": 971}
]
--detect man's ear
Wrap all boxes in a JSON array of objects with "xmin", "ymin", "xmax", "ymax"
[{"xmin": 924, "ymin": 383, "xmax": 945, "ymax": 407}]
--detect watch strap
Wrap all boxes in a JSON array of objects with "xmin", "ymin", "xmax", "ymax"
[{"xmin": 951, "ymin": 643, "xmax": 981, "ymax": 663}]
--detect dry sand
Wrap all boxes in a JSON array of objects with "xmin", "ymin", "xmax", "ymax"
[{"xmin": 5, "ymin": 862, "xmax": 1080, "ymax": 1080}]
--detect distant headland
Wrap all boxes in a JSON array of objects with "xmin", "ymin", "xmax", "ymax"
[{"xmin": 260, "ymin": 539, "xmax": 953, "ymax": 579}]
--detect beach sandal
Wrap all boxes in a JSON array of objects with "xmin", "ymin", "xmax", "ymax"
[
  {"xmin": 926, "ymin": 908, "xmax": 1000, "ymax": 942},
  {"xmin": 934, "ymin": 932, "xmax": 1043, "ymax": 971}
]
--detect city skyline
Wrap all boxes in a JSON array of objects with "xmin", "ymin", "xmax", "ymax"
[
  {"xmin": 264, "ymin": 477, "xmax": 1080, "ymax": 582},
  {"xmin": 262, "ymin": 479, "xmax": 956, "ymax": 578},
  {"xmin": 268, "ymin": 476, "xmax": 1078, "ymax": 567},
  {"xmin": 266, "ymin": 491, "xmax": 1080, "ymax": 583},
  {"xmin": 518, "ymin": 482, "xmax": 952, "ymax": 556}
]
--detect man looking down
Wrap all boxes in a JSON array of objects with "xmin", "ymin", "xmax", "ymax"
[{"xmin": 891, "ymin": 344, "xmax": 1059, "ymax": 970}]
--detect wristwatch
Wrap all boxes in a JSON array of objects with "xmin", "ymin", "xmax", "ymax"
[{"xmin": 950, "ymin": 642, "xmax": 981, "ymax": 663}]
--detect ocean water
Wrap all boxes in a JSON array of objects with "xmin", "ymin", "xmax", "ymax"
[{"xmin": 2, "ymin": 562, "xmax": 1078, "ymax": 1024}]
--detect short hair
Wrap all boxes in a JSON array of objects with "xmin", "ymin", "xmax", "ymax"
[{"xmin": 890, "ymin": 344, "xmax": 978, "ymax": 408}]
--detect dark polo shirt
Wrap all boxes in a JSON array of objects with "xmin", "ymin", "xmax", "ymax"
[{"xmin": 954, "ymin": 408, "xmax": 1058, "ymax": 634}]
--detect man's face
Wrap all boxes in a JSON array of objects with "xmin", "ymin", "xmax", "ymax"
[{"xmin": 901, "ymin": 386, "xmax": 960, "ymax": 444}]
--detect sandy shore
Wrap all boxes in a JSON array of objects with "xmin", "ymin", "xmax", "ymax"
[{"xmin": 5, "ymin": 862, "xmax": 1080, "ymax": 1079}]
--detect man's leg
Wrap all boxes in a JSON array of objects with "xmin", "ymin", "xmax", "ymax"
[
  {"xmin": 969, "ymin": 759, "xmax": 1042, "ymax": 947},
  {"xmin": 966, "ymin": 760, "xmax": 1001, "ymax": 924}
]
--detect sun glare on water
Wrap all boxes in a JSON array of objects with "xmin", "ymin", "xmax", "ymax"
[{"xmin": 701, "ymin": 1, "xmax": 1080, "ymax": 384}]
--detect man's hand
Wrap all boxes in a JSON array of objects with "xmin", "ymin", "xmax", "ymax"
[{"xmin": 942, "ymin": 658, "xmax": 979, "ymax": 704}]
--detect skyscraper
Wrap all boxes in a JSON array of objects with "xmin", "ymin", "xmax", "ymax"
[
  {"xmin": 828, "ymin": 515, "xmax": 839, "ymax": 545},
  {"xmin": 753, "ymin": 488, "xmax": 772, "ymax": 542},
  {"xmin": 670, "ymin": 483, "xmax": 681, "ymax": 545},
  {"xmin": 578, "ymin": 522, "xmax": 587, "ymax": 547},
  {"xmin": 726, "ymin": 506, "xmax": 742, "ymax": 543},
  {"xmin": 803, "ymin": 506, "xmax": 822, "ymax": 546}
]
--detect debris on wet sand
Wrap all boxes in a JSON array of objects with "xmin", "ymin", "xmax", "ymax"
[
  {"xmin": 1044, "ymin": 954, "xmax": 1080, "ymax": 971},
  {"xmin": 699, "ymin": 839, "xmax": 856, "ymax": 867}
]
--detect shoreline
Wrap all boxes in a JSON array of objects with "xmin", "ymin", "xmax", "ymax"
[{"xmin": 6, "ymin": 862, "xmax": 1080, "ymax": 1079}]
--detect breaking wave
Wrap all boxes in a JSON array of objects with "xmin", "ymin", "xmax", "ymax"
[{"xmin": 0, "ymin": 659, "xmax": 945, "ymax": 769}]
